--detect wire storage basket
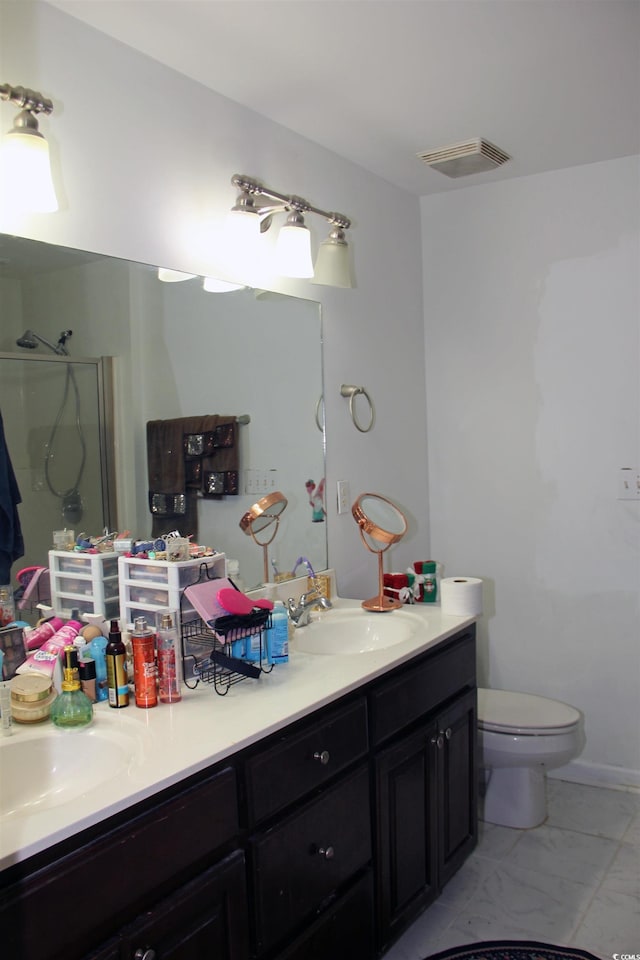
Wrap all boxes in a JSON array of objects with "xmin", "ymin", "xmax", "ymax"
[{"xmin": 180, "ymin": 565, "xmax": 273, "ymax": 695}]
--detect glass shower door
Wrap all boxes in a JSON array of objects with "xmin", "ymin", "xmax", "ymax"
[{"xmin": 0, "ymin": 352, "xmax": 115, "ymax": 575}]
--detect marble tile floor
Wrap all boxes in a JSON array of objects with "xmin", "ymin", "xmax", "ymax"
[{"xmin": 382, "ymin": 779, "xmax": 640, "ymax": 960}]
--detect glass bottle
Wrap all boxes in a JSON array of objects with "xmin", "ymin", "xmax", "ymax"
[{"xmin": 50, "ymin": 646, "xmax": 93, "ymax": 729}]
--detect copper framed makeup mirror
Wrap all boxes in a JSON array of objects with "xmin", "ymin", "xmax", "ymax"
[
  {"xmin": 352, "ymin": 492, "xmax": 408, "ymax": 612},
  {"xmin": 239, "ymin": 491, "xmax": 288, "ymax": 584}
]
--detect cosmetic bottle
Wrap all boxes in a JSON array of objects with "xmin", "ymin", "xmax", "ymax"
[
  {"xmin": 106, "ymin": 619, "xmax": 129, "ymax": 708},
  {"xmin": 156, "ymin": 611, "xmax": 183, "ymax": 704},
  {"xmin": 131, "ymin": 617, "xmax": 157, "ymax": 708},
  {"xmin": 268, "ymin": 601, "xmax": 289, "ymax": 664},
  {"xmin": 79, "ymin": 658, "xmax": 97, "ymax": 703},
  {"xmin": 88, "ymin": 635, "xmax": 109, "ymax": 701},
  {"xmin": 50, "ymin": 646, "xmax": 93, "ymax": 729},
  {"xmin": 23, "ymin": 617, "xmax": 64, "ymax": 651},
  {"xmin": 0, "ymin": 586, "xmax": 15, "ymax": 627},
  {"xmin": 422, "ymin": 561, "xmax": 438, "ymax": 603}
]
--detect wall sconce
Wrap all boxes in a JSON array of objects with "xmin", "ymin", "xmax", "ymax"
[
  {"xmin": 157, "ymin": 268, "xmax": 197, "ymax": 282},
  {"xmin": 0, "ymin": 83, "xmax": 58, "ymax": 213},
  {"xmin": 228, "ymin": 174, "xmax": 353, "ymax": 287}
]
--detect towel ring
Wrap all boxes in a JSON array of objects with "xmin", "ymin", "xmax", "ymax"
[
  {"xmin": 340, "ymin": 384, "xmax": 375, "ymax": 433},
  {"xmin": 315, "ymin": 395, "xmax": 325, "ymax": 433}
]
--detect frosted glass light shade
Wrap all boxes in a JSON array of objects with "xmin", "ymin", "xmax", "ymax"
[
  {"xmin": 203, "ymin": 276, "xmax": 245, "ymax": 293},
  {"xmin": 157, "ymin": 268, "xmax": 197, "ymax": 282},
  {"xmin": 313, "ymin": 237, "xmax": 353, "ymax": 288},
  {"xmin": 1, "ymin": 131, "xmax": 58, "ymax": 213},
  {"xmin": 275, "ymin": 222, "xmax": 313, "ymax": 278},
  {"xmin": 226, "ymin": 208, "xmax": 261, "ymax": 244}
]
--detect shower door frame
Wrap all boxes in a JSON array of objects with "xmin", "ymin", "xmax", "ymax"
[{"xmin": 0, "ymin": 351, "xmax": 117, "ymax": 533}]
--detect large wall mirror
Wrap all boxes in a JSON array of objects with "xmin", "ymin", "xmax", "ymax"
[{"xmin": 0, "ymin": 233, "xmax": 327, "ymax": 591}]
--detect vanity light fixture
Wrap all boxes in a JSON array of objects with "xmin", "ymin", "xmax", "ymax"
[
  {"xmin": 202, "ymin": 276, "xmax": 245, "ymax": 293},
  {"xmin": 157, "ymin": 268, "xmax": 197, "ymax": 282},
  {"xmin": 0, "ymin": 82, "xmax": 58, "ymax": 213},
  {"xmin": 229, "ymin": 174, "xmax": 353, "ymax": 286}
]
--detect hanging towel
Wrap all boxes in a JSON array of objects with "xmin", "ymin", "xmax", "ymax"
[
  {"xmin": 146, "ymin": 415, "xmax": 240, "ymax": 540},
  {"xmin": 0, "ymin": 410, "xmax": 25, "ymax": 583}
]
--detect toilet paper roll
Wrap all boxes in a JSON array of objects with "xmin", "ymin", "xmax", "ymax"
[{"xmin": 440, "ymin": 577, "xmax": 483, "ymax": 617}]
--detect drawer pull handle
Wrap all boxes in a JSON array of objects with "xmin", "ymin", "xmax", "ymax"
[
  {"xmin": 431, "ymin": 734, "xmax": 445, "ymax": 749},
  {"xmin": 445, "ymin": 727, "xmax": 453, "ymax": 740},
  {"xmin": 317, "ymin": 845, "xmax": 335, "ymax": 860},
  {"xmin": 313, "ymin": 749, "xmax": 330, "ymax": 765},
  {"xmin": 135, "ymin": 949, "xmax": 156, "ymax": 960}
]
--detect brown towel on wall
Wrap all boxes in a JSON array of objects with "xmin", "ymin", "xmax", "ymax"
[{"xmin": 146, "ymin": 415, "xmax": 239, "ymax": 540}]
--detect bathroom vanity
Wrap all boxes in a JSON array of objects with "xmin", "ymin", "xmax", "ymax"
[{"xmin": 0, "ymin": 602, "xmax": 477, "ymax": 960}]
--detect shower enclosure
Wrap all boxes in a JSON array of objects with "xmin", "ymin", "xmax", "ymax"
[{"xmin": 0, "ymin": 351, "xmax": 116, "ymax": 576}]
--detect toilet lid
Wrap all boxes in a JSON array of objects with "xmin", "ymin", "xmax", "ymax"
[{"xmin": 478, "ymin": 688, "xmax": 581, "ymax": 735}]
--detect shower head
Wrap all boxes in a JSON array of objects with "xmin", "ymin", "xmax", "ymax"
[
  {"xmin": 16, "ymin": 330, "xmax": 39, "ymax": 349},
  {"xmin": 16, "ymin": 329, "xmax": 71, "ymax": 356}
]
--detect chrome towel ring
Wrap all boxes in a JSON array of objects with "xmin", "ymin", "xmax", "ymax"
[{"xmin": 340, "ymin": 384, "xmax": 375, "ymax": 433}]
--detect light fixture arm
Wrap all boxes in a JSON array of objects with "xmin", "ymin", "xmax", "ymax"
[
  {"xmin": 231, "ymin": 174, "xmax": 351, "ymax": 230},
  {"xmin": 0, "ymin": 83, "xmax": 53, "ymax": 116}
]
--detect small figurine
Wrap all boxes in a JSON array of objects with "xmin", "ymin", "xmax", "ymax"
[{"xmin": 305, "ymin": 478, "xmax": 326, "ymax": 522}]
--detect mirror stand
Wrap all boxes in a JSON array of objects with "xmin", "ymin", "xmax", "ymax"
[{"xmin": 352, "ymin": 492, "xmax": 408, "ymax": 613}]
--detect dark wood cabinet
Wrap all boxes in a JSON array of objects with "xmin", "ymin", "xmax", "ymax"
[
  {"xmin": 118, "ymin": 850, "xmax": 249, "ymax": 960},
  {"xmin": 375, "ymin": 719, "xmax": 439, "ymax": 945},
  {"xmin": 1, "ymin": 624, "xmax": 476, "ymax": 960},
  {"xmin": 373, "ymin": 633, "xmax": 477, "ymax": 951},
  {"xmin": 251, "ymin": 765, "xmax": 371, "ymax": 954}
]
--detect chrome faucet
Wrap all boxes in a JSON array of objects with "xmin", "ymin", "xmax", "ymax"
[{"xmin": 286, "ymin": 590, "xmax": 332, "ymax": 628}]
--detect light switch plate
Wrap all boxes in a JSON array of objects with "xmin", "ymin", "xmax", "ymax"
[
  {"xmin": 337, "ymin": 480, "xmax": 350, "ymax": 514},
  {"xmin": 617, "ymin": 467, "xmax": 640, "ymax": 500}
]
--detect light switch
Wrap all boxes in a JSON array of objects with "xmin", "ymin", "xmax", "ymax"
[{"xmin": 337, "ymin": 480, "xmax": 350, "ymax": 514}]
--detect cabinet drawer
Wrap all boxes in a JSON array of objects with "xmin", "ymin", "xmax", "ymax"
[
  {"xmin": 244, "ymin": 697, "xmax": 368, "ymax": 824},
  {"xmin": 119, "ymin": 850, "xmax": 249, "ymax": 960},
  {"xmin": 252, "ymin": 764, "xmax": 371, "ymax": 953},
  {"xmin": 1, "ymin": 765, "xmax": 239, "ymax": 960},
  {"xmin": 370, "ymin": 630, "xmax": 476, "ymax": 746},
  {"xmin": 274, "ymin": 870, "xmax": 374, "ymax": 960}
]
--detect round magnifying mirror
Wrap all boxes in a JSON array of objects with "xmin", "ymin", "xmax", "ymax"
[
  {"xmin": 239, "ymin": 491, "xmax": 288, "ymax": 583},
  {"xmin": 352, "ymin": 493, "xmax": 407, "ymax": 612}
]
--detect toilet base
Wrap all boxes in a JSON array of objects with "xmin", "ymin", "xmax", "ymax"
[{"xmin": 480, "ymin": 765, "xmax": 547, "ymax": 829}]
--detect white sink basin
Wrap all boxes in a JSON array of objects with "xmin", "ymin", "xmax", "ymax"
[
  {"xmin": 294, "ymin": 608, "xmax": 421, "ymax": 655},
  {"xmin": 0, "ymin": 724, "xmax": 140, "ymax": 819}
]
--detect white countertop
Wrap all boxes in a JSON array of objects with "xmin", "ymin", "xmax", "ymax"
[{"xmin": 0, "ymin": 598, "xmax": 475, "ymax": 873}]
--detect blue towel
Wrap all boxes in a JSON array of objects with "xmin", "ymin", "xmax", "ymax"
[{"xmin": 0, "ymin": 410, "xmax": 24, "ymax": 583}]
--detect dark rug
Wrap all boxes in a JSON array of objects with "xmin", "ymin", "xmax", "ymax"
[{"xmin": 424, "ymin": 941, "xmax": 600, "ymax": 960}]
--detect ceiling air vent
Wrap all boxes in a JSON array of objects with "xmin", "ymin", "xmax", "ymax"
[{"xmin": 418, "ymin": 138, "xmax": 510, "ymax": 178}]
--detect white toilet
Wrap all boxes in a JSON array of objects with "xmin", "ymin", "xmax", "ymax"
[{"xmin": 478, "ymin": 688, "xmax": 584, "ymax": 829}]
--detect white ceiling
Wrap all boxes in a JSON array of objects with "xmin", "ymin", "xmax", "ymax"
[{"xmin": 47, "ymin": 0, "xmax": 640, "ymax": 196}]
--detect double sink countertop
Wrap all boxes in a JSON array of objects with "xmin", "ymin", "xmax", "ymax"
[{"xmin": 0, "ymin": 595, "xmax": 475, "ymax": 872}]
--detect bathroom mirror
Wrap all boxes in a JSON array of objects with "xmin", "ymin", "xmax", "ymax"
[
  {"xmin": 0, "ymin": 232, "xmax": 327, "ymax": 590},
  {"xmin": 352, "ymin": 492, "xmax": 408, "ymax": 612},
  {"xmin": 239, "ymin": 491, "xmax": 288, "ymax": 584}
]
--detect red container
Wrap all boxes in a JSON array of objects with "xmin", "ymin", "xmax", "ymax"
[{"xmin": 131, "ymin": 617, "xmax": 157, "ymax": 708}]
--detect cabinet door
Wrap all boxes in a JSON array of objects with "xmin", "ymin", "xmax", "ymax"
[
  {"xmin": 436, "ymin": 687, "xmax": 478, "ymax": 886},
  {"xmin": 119, "ymin": 850, "xmax": 249, "ymax": 960},
  {"xmin": 252, "ymin": 765, "xmax": 371, "ymax": 954},
  {"xmin": 374, "ymin": 721, "xmax": 438, "ymax": 950}
]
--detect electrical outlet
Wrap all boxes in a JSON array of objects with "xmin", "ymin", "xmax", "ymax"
[
  {"xmin": 617, "ymin": 467, "xmax": 640, "ymax": 500},
  {"xmin": 337, "ymin": 480, "xmax": 350, "ymax": 515}
]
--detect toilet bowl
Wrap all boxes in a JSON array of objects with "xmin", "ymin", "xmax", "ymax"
[{"xmin": 478, "ymin": 688, "xmax": 584, "ymax": 829}]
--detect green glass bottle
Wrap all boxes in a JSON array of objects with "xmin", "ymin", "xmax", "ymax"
[{"xmin": 50, "ymin": 646, "xmax": 94, "ymax": 729}]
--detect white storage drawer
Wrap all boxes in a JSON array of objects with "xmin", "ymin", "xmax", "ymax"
[
  {"xmin": 49, "ymin": 550, "xmax": 120, "ymax": 620},
  {"xmin": 118, "ymin": 553, "xmax": 226, "ymax": 627}
]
